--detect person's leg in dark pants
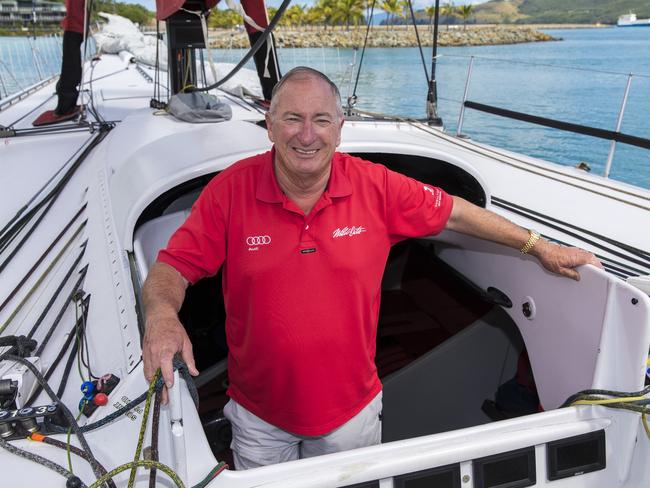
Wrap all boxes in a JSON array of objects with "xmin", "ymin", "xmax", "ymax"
[{"xmin": 55, "ymin": 30, "xmax": 83, "ymax": 115}]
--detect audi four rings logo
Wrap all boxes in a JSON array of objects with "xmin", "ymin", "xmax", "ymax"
[{"xmin": 246, "ymin": 235, "xmax": 272, "ymax": 246}]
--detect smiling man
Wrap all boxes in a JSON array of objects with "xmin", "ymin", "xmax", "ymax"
[{"xmin": 142, "ymin": 67, "xmax": 601, "ymax": 470}]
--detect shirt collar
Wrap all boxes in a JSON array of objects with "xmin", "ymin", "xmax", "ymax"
[{"xmin": 256, "ymin": 148, "xmax": 352, "ymax": 203}]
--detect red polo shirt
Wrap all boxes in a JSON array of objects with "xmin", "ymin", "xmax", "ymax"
[{"xmin": 158, "ymin": 149, "xmax": 453, "ymax": 435}]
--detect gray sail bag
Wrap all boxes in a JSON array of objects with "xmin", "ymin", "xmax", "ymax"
[{"xmin": 168, "ymin": 92, "xmax": 232, "ymax": 123}]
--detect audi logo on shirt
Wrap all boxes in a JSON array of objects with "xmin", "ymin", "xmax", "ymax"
[{"xmin": 246, "ymin": 235, "xmax": 272, "ymax": 246}]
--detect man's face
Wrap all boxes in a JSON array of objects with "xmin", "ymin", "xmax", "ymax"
[{"xmin": 266, "ymin": 76, "xmax": 344, "ymax": 183}]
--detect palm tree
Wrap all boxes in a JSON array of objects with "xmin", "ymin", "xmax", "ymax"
[
  {"xmin": 313, "ymin": 0, "xmax": 336, "ymax": 30},
  {"xmin": 306, "ymin": 5, "xmax": 326, "ymax": 30},
  {"xmin": 381, "ymin": 0, "xmax": 401, "ymax": 29},
  {"xmin": 424, "ymin": 4, "xmax": 437, "ymax": 32},
  {"xmin": 285, "ymin": 4, "xmax": 307, "ymax": 27},
  {"xmin": 441, "ymin": 1, "xmax": 455, "ymax": 30},
  {"xmin": 457, "ymin": 4, "xmax": 473, "ymax": 30},
  {"xmin": 333, "ymin": 0, "xmax": 365, "ymax": 30}
]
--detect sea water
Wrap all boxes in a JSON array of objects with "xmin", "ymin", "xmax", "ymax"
[
  {"xmin": 1, "ymin": 27, "xmax": 649, "ymax": 188},
  {"xmin": 267, "ymin": 27, "xmax": 650, "ymax": 189}
]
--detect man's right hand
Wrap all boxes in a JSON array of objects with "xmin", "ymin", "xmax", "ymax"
[
  {"xmin": 143, "ymin": 313, "xmax": 199, "ymax": 403},
  {"xmin": 141, "ymin": 262, "xmax": 199, "ymax": 403}
]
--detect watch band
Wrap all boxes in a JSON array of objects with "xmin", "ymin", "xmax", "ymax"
[{"xmin": 521, "ymin": 229, "xmax": 541, "ymax": 255}]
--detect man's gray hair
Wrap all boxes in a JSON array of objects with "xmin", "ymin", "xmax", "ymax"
[{"xmin": 269, "ymin": 66, "xmax": 343, "ymax": 118}]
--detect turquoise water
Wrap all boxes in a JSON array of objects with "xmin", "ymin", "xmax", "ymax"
[
  {"xmin": 2, "ymin": 28, "xmax": 649, "ymax": 188},
  {"xmin": 262, "ymin": 28, "xmax": 650, "ymax": 189}
]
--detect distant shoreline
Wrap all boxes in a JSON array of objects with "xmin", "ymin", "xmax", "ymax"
[
  {"xmin": 208, "ymin": 25, "xmax": 563, "ymax": 49},
  {"xmin": 1, "ymin": 23, "xmax": 611, "ymax": 43}
]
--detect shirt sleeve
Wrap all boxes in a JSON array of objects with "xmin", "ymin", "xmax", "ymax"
[
  {"xmin": 384, "ymin": 167, "xmax": 454, "ymax": 243},
  {"xmin": 157, "ymin": 182, "xmax": 226, "ymax": 284}
]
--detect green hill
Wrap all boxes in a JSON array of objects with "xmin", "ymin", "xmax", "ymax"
[{"xmin": 473, "ymin": 0, "xmax": 650, "ymax": 24}]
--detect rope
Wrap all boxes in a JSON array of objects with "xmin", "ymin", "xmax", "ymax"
[
  {"xmin": 0, "ymin": 354, "xmax": 107, "ymax": 485},
  {"xmin": 0, "ymin": 436, "xmax": 84, "ymax": 486},
  {"xmin": 561, "ymin": 385, "xmax": 650, "ymax": 407},
  {"xmin": 128, "ymin": 370, "xmax": 160, "ymax": 487},
  {"xmin": 191, "ymin": 462, "xmax": 228, "ymax": 488},
  {"xmin": 78, "ymin": 295, "xmax": 98, "ymax": 380},
  {"xmin": 35, "ymin": 264, "xmax": 89, "ymax": 354},
  {"xmin": 0, "ymin": 205, "xmax": 86, "ymax": 315},
  {"xmin": 89, "ymin": 459, "xmax": 184, "ymax": 488},
  {"xmin": 643, "ymin": 408, "xmax": 650, "ymax": 439},
  {"xmin": 564, "ymin": 385, "xmax": 650, "ymax": 440},
  {"xmin": 0, "ymin": 192, "xmax": 58, "ymax": 270},
  {"xmin": 1, "ymin": 239, "xmax": 85, "ymax": 336},
  {"xmin": 47, "ymin": 361, "xmax": 196, "ymax": 435},
  {"xmin": 0, "ymin": 335, "xmax": 37, "ymax": 357},
  {"xmin": 31, "ymin": 433, "xmax": 117, "ymax": 488},
  {"xmin": 0, "ymin": 128, "xmax": 107, "ymax": 254},
  {"xmin": 23, "ymin": 242, "xmax": 87, "ymax": 339},
  {"xmin": 149, "ymin": 390, "xmax": 162, "ymax": 488},
  {"xmin": 1, "ymin": 361, "xmax": 223, "ymax": 487}
]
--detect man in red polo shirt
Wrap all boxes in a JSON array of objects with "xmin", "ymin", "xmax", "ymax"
[{"xmin": 142, "ymin": 67, "xmax": 600, "ymax": 469}]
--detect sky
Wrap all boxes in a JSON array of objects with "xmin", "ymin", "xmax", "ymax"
[{"xmin": 133, "ymin": 0, "xmax": 489, "ymax": 14}]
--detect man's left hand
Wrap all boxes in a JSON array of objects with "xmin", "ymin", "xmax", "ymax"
[{"xmin": 531, "ymin": 240, "xmax": 603, "ymax": 281}]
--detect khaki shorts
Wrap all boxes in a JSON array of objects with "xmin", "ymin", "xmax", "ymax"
[{"xmin": 223, "ymin": 392, "xmax": 383, "ymax": 470}]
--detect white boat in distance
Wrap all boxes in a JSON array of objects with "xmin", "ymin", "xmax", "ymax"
[
  {"xmin": 1, "ymin": 5, "xmax": 650, "ymax": 488},
  {"xmin": 617, "ymin": 12, "xmax": 650, "ymax": 27}
]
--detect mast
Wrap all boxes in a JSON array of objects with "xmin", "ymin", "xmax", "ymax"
[{"xmin": 426, "ymin": 0, "xmax": 442, "ymax": 126}]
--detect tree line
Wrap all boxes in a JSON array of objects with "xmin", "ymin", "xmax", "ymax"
[
  {"xmin": 75, "ymin": 0, "xmax": 475, "ymax": 31},
  {"xmin": 206, "ymin": 1, "xmax": 474, "ymax": 31}
]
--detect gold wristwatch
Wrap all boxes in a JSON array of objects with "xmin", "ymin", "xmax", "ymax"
[{"xmin": 520, "ymin": 229, "xmax": 541, "ymax": 255}]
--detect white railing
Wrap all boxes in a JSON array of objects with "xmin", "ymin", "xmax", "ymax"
[
  {"xmin": 448, "ymin": 53, "xmax": 650, "ymax": 179},
  {"xmin": 0, "ymin": 36, "xmax": 62, "ymax": 100}
]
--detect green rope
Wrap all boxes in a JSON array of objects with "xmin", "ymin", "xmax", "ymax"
[
  {"xmin": 67, "ymin": 405, "xmax": 86, "ymax": 474},
  {"xmin": 127, "ymin": 369, "xmax": 160, "ymax": 487},
  {"xmin": 88, "ymin": 459, "xmax": 185, "ymax": 488}
]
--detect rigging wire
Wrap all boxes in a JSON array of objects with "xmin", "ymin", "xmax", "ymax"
[
  {"xmin": 426, "ymin": 0, "xmax": 441, "ymax": 124},
  {"xmin": 348, "ymin": 0, "xmax": 376, "ymax": 112},
  {"xmin": 405, "ymin": 0, "xmax": 430, "ymax": 85},
  {"xmin": 187, "ymin": 0, "xmax": 291, "ymax": 94}
]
